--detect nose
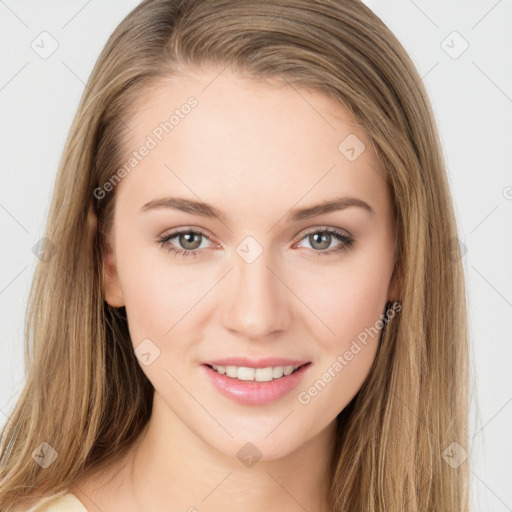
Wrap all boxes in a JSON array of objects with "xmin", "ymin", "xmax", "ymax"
[{"xmin": 219, "ymin": 246, "xmax": 292, "ymax": 339}]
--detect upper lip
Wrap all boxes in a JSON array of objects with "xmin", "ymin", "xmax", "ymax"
[{"xmin": 202, "ymin": 357, "xmax": 310, "ymax": 369}]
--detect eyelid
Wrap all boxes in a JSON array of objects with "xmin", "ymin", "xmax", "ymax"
[
  {"xmin": 159, "ymin": 226, "xmax": 218, "ymax": 243},
  {"xmin": 292, "ymin": 224, "xmax": 353, "ymax": 242}
]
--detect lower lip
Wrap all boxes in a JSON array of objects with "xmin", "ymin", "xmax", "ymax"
[{"xmin": 200, "ymin": 363, "xmax": 311, "ymax": 406}]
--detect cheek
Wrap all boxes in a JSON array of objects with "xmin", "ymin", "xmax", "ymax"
[
  {"xmin": 116, "ymin": 240, "xmax": 209, "ymax": 349},
  {"xmin": 295, "ymin": 251, "xmax": 390, "ymax": 349},
  {"xmin": 293, "ymin": 252, "xmax": 390, "ymax": 416}
]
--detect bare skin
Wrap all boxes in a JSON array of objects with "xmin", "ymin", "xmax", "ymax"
[{"xmin": 71, "ymin": 68, "xmax": 398, "ymax": 511}]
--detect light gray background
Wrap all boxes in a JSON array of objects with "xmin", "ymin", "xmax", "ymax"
[{"xmin": 1, "ymin": 1, "xmax": 511, "ymax": 510}]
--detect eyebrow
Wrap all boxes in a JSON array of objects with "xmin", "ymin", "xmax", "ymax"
[{"xmin": 140, "ymin": 195, "xmax": 374, "ymax": 222}]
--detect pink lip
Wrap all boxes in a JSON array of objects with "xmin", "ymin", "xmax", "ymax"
[
  {"xmin": 201, "ymin": 357, "xmax": 309, "ymax": 369},
  {"xmin": 200, "ymin": 362, "xmax": 312, "ymax": 406}
]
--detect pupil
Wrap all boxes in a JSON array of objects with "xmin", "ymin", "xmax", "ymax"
[
  {"xmin": 311, "ymin": 232, "xmax": 330, "ymax": 250},
  {"xmin": 180, "ymin": 232, "xmax": 201, "ymax": 250}
]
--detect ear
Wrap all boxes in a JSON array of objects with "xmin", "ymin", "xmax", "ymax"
[
  {"xmin": 387, "ymin": 265, "xmax": 401, "ymax": 303},
  {"xmin": 103, "ymin": 245, "xmax": 125, "ymax": 308},
  {"xmin": 98, "ymin": 220, "xmax": 125, "ymax": 308}
]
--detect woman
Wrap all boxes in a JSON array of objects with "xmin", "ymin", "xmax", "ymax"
[{"xmin": 0, "ymin": 0, "xmax": 469, "ymax": 510}]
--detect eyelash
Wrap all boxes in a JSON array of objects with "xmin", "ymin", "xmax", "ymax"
[{"xmin": 157, "ymin": 227, "xmax": 354, "ymax": 259}]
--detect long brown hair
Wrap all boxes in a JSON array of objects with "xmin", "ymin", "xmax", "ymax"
[{"xmin": 0, "ymin": 1, "xmax": 470, "ymax": 510}]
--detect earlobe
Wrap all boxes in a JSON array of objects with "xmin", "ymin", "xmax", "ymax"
[
  {"xmin": 387, "ymin": 266, "xmax": 401, "ymax": 304},
  {"xmin": 102, "ymin": 237, "xmax": 125, "ymax": 308},
  {"xmin": 92, "ymin": 199, "xmax": 125, "ymax": 308}
]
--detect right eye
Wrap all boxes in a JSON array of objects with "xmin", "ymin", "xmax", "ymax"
[{"xmin": 157, "ymin": 229, "xmax": 214, "ymax": 258}]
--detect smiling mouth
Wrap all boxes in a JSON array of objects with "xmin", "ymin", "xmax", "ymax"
[{"xmin": 204, "ymin": 362, "xmax": 310, "ymax": 382}]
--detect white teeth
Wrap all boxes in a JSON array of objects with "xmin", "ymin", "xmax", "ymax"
[
  {"xmin": 237, "ymin": 367, "xmax": 255, "ymax": 381},
  {"xmin": 226, "ymin": 366, "xmax": 238, "ymax": 378},
  {"xmin": 283, "ymin": 365, "xmax": 295, "ymax": 376},
  {"xmin": 255, "ymin": 367, "xmax": 273, "ymax": 382},
  {"xmin": 210, "ymin": 364, "xmax": 304, "ymax": 382},
  {"xmin": 273, "ymin": 366, "xmax": 284, "ymax": 379}
]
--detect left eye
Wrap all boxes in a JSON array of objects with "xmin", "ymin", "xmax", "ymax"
[
  {"xmin": 295, "ymin": 228, "xmax": 354, "ymax": 255},
  {"xmin": 157, "ymin": 229, "xmax": 212, "ymax": 258},
  {"xmin": 157, "ymin": 227, "xmax": 354, "ymax": 259}
]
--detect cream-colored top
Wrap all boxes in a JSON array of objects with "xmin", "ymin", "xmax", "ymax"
[{"xmin": 26, "ymin": 492, "xmax": 87, "ymax": 512}]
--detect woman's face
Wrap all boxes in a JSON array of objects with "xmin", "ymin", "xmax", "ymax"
[{"xmin": 102, "ymin": 69, "xmax": 397, "ymax": 460}]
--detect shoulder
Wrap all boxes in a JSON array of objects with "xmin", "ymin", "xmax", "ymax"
[{"xmin": 25, "ymin": 492, "xmax": 88, "ymax": 512}]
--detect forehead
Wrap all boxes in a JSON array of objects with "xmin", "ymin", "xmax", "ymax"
[{"xmin": 116, "ymin": 69, "xmax": 388, "ymax": 219}]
